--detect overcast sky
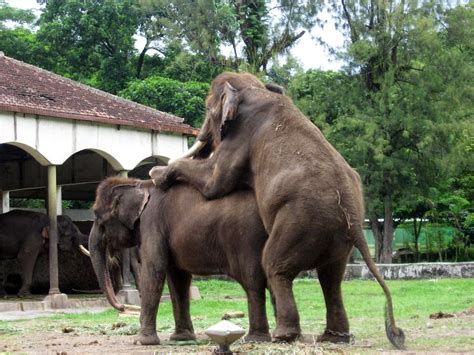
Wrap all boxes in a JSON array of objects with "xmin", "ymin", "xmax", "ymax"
[{"xmin": 7, "ymin": 0, "xmax": 344, "ymax": 71}]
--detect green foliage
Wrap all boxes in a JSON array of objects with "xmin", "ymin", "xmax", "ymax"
[
  {"xmin": 0, "ymin": 0, "xmax": 36, "ymax": 30},
  {"xmin": 36, "ymin": 0, "xmax": 140, "ymax": 93},
  {"xmin": 119, "ymin": 75, "xmax": 209, "ymax": 127},
  {"xmin": 10, "ymin": 198, "xmax": 45, "ymax": 209}
]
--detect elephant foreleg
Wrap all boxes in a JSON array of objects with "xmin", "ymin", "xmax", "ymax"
[
  {"xmin": 151, "ymin": 143, "xmax": 247, "ymax": 200},
  {"xmin": 17, "ymin": 239, "xmax": 42, "ymax": 297},
  {"xmin": 316, "ymin": 257, "xmax": 351, "ymax": 344},
  {"xmin": 135, "ymin": 259, "xmax": 165, "ymax": 346},
  {"xmin": 167, "ymin": 268, "xmax": 195, "ymax": 341}
]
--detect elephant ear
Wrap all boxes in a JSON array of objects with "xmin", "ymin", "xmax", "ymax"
[
  {"xmin": 111, "ymin": 185, "xmax": 150, "ymax": 230},
  {"xmin": 220, "ymin": 81, "xmax": 239, "ymax": 129},
  {"xmin": 41, "ymin": 226, "xmax": 49, "ymax": 240}
]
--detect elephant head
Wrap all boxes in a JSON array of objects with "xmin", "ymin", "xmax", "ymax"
[
  {"xmin": 172, "ymin": 72, "xmax": 284, "ymax": 161},
  {"xmin": 88, "ymin": 177, "xmax": 149, "ymax": 311},
  {"xmin": 57, "ymin": 215, "xmax": 88, "ymax": 252}
]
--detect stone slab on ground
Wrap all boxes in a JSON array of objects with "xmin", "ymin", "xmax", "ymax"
[{"xmin": 0, "ymin": 306, "xmax": 109, "ymax": 321}]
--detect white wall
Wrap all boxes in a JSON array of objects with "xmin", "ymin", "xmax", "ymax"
[{"xmin": 0, "ymin": 111, "xmax": 189, "ymax": 170}]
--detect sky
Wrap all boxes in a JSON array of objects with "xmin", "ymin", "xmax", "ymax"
[{"xmin": 7, "ymin": 0, "xmax": 345, "ymax": 71}]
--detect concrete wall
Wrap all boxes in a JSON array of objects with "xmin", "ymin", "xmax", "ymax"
[
  {"xmin": 299, "ymin": 262, "xmax": 474, "ymax": 280},
  {"xmin": 0, "ymin": 111, "xmax": 188, "ymax": 170},
  {"xmin": 344, "ymin": 262, "xmax": 474, "ymax": 280}
]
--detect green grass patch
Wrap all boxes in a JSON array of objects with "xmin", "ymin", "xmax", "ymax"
[{"xmin": 0, "ymin": 278, "xmax": 472, "ymax": 351}]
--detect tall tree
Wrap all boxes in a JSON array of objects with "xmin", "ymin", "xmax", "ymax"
[
  {"xmin": 36, "ymin": 0, "xmax": 139, "ymax": 93},
  {"xmin": 138, "ymin": 0, "xmax": 322, "ymax": 74},
  {"xmin": 318, "ymin": 1, "xmax": 473, "ymax": 262}
]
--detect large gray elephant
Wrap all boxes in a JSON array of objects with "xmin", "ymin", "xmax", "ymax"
[
  {"xmin": 89, "ymin": 177, "xmax": 272, "ymax": 345},
  {"xmin": 150, "ymin": 72, "xmax": 405, "ymax": 349},
  {"xmin": 0, "ymin": 210, "xmax": 86, "ymax": 296}
]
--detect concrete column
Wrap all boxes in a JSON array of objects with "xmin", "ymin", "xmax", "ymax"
[
  {"xmin": 56, "ymin": 185, "xmax": 62, "ymax": 216},
  {"xmin": 116, "ymin": 170, "xmax": 140, "ymax": 305},
  {"xmin": 44, "ymin": 165, "xmax": 68, "ymax": 309},
  {"xmin": 1, "ymin": 191, "xmax": 9, "ymax": 213},
  {"xmin": 47, "ymin": 165, "xmax": 60, "ymax": 295}
]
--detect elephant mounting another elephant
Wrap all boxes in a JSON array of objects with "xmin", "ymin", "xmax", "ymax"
[
  {"xmin": 0, "ymin": 210, "xmax": 88, "ymax": 296},
  {"xmin": 89, "ymin": 177, "xmax": 273, "ymax": 345},
  {"xmin": 149, "ymin": 71, "xmax": 405, "ymax": 349}
]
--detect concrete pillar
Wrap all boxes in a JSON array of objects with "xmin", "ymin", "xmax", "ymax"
[
  {"xmin": 44, "ymin": 165, "xmax": 68, "ymax": 308},
  {"xmin": 1, "ymin": 191, "xmax": 9, "ymax": 213},
  {"xmin": 47, "ymin": 165, "xmax": 60, "ymax": 295},
  {"xmin": 56, "ymin": 185, "xmax": 62, "ymax": 216},
  {"xmin": 116, "ymin": 170, "xmax": 140, "ymax": 305}
]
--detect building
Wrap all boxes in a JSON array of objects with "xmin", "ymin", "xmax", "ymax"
[{"xmin": 0, "ymin": 53, "xmax": 197, "ymax": 302}]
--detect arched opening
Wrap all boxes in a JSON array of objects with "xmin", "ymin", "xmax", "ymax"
[
  {"xmin": 0, "ymin": 143, "xmax": 48, "ymax": 208},
  {"xmin": 0, "ymin": 146, "xmax": 124, "ymax": 296},
  {"xmin": 129, "ymin": 155, "xmax": 168, "ymax": 179}
]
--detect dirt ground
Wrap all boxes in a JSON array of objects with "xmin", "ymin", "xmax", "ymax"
[{"xmin": 1, "ymin": 310, "xmax": 473, "ymax": 354}]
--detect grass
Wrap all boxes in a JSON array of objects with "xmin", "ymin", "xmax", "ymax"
[{"xmin": 0, "ymin": 278, "xmax": 473, "ymax": 352}]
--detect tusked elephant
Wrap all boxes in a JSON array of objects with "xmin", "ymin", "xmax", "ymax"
[
  {"xmin": 150, "ymin": 72, "xmax": 405, "ymax": 349},
  {"xmin": 89, "ymin": 177, "xmax": 272, "ymax": 345},
  {"xmin": 0, "ymin": 210, "xmax": 87, "ymax": 296}
]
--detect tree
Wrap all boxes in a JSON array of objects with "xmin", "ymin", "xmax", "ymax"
[
  {"xmin": 292, "ymin": 1, "xmax": 473, "ymax": 263},
  {"xmin": 138, "ymin": 0, "xmax": 322, "ymax": 74},
  {"xmin": 36, "ymin": 0, "xmax": 140, "ymax": 93},
  {"xmin": 119, "ymin": 75, "xmax": 209, "ymax": 127}
]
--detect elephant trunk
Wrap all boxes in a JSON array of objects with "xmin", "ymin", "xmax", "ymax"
[{"xmin": 89, "ymin": 223, "xmax": 125, "ymax": 312}]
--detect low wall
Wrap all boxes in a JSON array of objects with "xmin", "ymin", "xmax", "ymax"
[
  {"xmin": 343, "ymin": 262, "xmax": 474, "ymax": 280},
  {"xmin": 196, "ymin": 262, "xmax": 474, "ymax": 282}
]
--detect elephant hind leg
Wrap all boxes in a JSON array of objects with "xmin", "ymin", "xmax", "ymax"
[
  {"xmin": 316, "ymin": 256, "xmax": 351, "ymax": 344},
  {"xmin": 261, "ymin": 220, "xmax": 305, "ymax": 342},
  {"xmin": 167, "ymin": 268, "xmax": 196, "ymax": 341}
]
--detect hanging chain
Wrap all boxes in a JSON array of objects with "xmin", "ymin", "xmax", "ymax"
[{"xmin": 326, "ymin": 329, "xmax": 355, "ymax": 344}]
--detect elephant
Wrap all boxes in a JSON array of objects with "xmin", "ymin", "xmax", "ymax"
[
  {"xmin": 149, "ymin": 71, "xmax": 405, "ymax": 349},
  {"xmin": 89, "ymin": 177, "xmax": 272, "ymax": 345},
  {"xmin": 0, "ymin": 210, "xmax": 87, "ymax": 296}
]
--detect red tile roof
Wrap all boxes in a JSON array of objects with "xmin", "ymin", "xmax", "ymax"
[{"xmin": 0, "ymin": 53, "xmax": 198, "ymax": 136}]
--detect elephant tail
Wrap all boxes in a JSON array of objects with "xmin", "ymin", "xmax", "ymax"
[{"xmin": 353, "ymin": 229, "xmax": 406, "ymax": 350}]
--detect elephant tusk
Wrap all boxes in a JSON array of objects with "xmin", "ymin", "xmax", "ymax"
[
  {"xmin": 167, "ymin": 140, "xmax": 205, "ymax": 165},
  {"xmin": 79, "ymin": 245, "xmax": 91, "ymax": 257}
]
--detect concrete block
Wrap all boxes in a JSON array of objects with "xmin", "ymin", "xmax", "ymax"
[
  {"xmin": 117, "ymin": 289, "xmax": 141, "ymax": 306},
  {"xmin": 190, "ymin": 285, "xmax": 201, "ymax": 300},
  {"xmin": 44, "ymin": 293, "xmax": 69, "ymax": 309}
]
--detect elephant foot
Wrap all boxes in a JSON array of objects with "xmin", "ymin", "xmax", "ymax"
[
  {"xmin": 170, "ymin": 330, "xmax": 196, "ymax": 341},
  {"xmin": 245, "ymin": 333, "xmax": 272, "ymax": 342},
  {"xmin": 17, "ymin": 290, "xmax": 31, "ymax": 298},
  {"xmin": 133, "ymin": 333, "xmax": 160, "ymax": 345},
  {"xmin": 317, "ymin": 329, "xmax": 353, "ymax": 344},
  {"xmin": 272, "ymin": 326, "xmax": 301, "ymax": 343}
]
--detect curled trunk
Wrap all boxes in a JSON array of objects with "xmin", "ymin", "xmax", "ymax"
[{"xmin": 89, "ymin": 223, "xmax": 125, "ymax": 311}]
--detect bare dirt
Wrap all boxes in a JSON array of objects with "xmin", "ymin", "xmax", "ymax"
[{"xmin": 2, "ymin": 311, "xmax": 474, "ymax": 354}]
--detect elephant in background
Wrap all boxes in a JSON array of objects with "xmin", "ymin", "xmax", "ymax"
[
  {"xmin": 89, "ymin": 177, "xmax": 272, "ymax": 345},
  {"xmin": 150, "ymin": 72, "xmax": 405, "ymax": 349},
  {"xmin": 0, "ymin": 210, "xmax": 88, "ymax": 296}
]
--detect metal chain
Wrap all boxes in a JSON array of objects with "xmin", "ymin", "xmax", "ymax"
[{"xmin": 326, "ymin": 329, "xmax": 355, "ymax": 345}]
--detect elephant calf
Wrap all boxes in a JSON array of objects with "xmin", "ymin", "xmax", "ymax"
[{"xmin": 89, "ymin": 177, "xmax": 271, "ymax": 345}]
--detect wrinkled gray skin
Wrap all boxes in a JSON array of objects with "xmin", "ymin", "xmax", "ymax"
[
  {"xmin": 89, "ymin": 177, "xmax": 272, "ymax": 345},
  {"xmin": 0, "ymin": 210, "xmax": 86, "ymax": 296},
  {"xmin": 150, "ymin": 72, "xmax": 405, "ymax": 349}
]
